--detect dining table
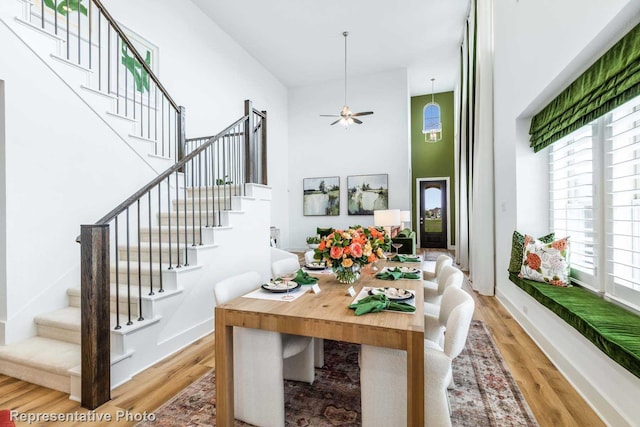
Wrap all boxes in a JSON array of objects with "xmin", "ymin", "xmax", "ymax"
[{"xmin": 214, "ymin": 259, "xmax": 425, "ymax": 426}]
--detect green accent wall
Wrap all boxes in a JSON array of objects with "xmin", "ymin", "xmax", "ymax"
[{"xmin": 410, "ymin": 92, "xmax": 456, "ymax": 245}]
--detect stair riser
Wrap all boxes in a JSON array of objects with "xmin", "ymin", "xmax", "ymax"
[
  {"xmin": 139, "ymin": 229, "xmax": 201, "ymax": 245},
  {"xmin": 68, "ymin": 292, "xmax": 140, "ymax": 316},
  {"xmin": 112, "ymin": 271, "xmax": 163, "ymax": 288},
  {"xmin": 172, "ymin": 199, "xmax": 233, "ymax": 212},
  {"xmin": 158, "ymin": 213, "xmax": 223, "ymax": 227},
  {"xmin": 117, "ymin": 246, "xmax": 186, "ymax": 263},
  {"xmin": 185, "ymin": 185, "xmax": 244, "ymax": 197},
  {"xmin": 36, "ymin": 324, "xmax": 80, "ymax": 345}
]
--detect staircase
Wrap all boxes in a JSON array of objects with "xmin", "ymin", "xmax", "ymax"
[
  {"xmin": 0, "ymin": 179, "xmax": 272, "ymax": 401},
  {"xmin": 0, "ymin": 0, "xmax": 181, "ymax": 173},
  {"xmin": 0, "ymin": 0, "xmax": 271, "ymax": 408}
]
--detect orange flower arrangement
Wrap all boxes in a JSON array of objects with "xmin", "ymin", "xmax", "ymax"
[{"xmin": 314, "ymin": 226, "xmax": 391, "ymax": 274}]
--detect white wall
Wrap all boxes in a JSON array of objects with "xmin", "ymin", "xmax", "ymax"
[
  {"xmin": 103, "ymin": 0, "xmax": 289, "ymax": 255},
  {"xmin": 0, "ymin": 79, "xmax": 5, "ymax": 345},
  {"xmin": 102, "ymin": 0, "xmax": 290, "ymax": 242},
  {"xmin": 493, "ymin": 0, "xmax": 640, "ymax": 425},
  {"xmin": 0, "ymin": 20, "xmax": 162, "ymax": 343},
  {"xmin": 0, "ymin": 1, "xmax": 288, "ymax": 343},
  {"xmin": 287, "ymin": 68, "xmax": 411, "ymax": 250}
]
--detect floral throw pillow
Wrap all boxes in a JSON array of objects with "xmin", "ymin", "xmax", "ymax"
[{"xmin": 519, "ymin": 235, "xmax": 570, "ymax": 287}]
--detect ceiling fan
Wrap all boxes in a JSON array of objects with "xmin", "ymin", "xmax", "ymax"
[{"xmin": 321, "ymin": 31, "xmax": 373, "ymax": 127}]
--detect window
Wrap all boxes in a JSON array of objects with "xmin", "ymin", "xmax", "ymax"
[{"xmin": 549, "ymin": 94, "xmax": 640, "ymax": 311}]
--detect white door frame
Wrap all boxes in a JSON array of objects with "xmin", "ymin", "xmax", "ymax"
[{"xmin": 415, "ymin": 177, "xmax": 452, "ymax": 250}]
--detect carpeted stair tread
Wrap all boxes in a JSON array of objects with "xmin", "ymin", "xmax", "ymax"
[
  {"xmin": 0, "ymin": 337, "xmax": 80, "ymax": 376},
  {"xmin": 34, "ymin": 306, "xmax": 80, "ymax": 331}
]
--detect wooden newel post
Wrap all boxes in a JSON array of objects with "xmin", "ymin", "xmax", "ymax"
[
  {"xmin": 261, "ymin": 110, "xmax": 268, "ymax": 185},
  {"xmin": 177, "ymin": 106, "xmax": 186, "ymax": 165},
  {"xmin": 80, "ymin": 224, "xmax": 111, "ymax": 409},
  {"xmin": 244, "ymin": 99, "xmax": 255, "ymax": 184}
]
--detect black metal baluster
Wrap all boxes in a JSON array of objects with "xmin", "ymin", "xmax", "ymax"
[
  {"xmin": 158, "ymin": 185, "xmax": 164, "ymax": 292},
  {"xmin": 148, "ymin": 192, "xmax": 154, "ymax": 296},
  {"xmin": 198, "ymin": 152, "xmax": 203, "ymax": 244},
  {"xmin": 205, "ymin": 145, "xmax": 210, "ymax": 227},
  {"xmin": 191, "ymin": 155, "xmax": 196, "ymax": 247},
  {"xmin": 115, "ymin": 34, "xmax": 120, "ymax": 113},
  {"xmin": 183, "ymin": 161, "xmax": 189, "ymax": 265},
  {"xmin": 147, "ymin": 82, "xmax": 150, "ymax": 139},
  {"xmin": 66, "ymin": 0, "xmax": 69, "ymax": 60},
  {"xmin": 137, "ymin": 200, "xmax": 143, "ymax": 321},
  {"xmin": 88, "ymin": 1, "xmax": 91, "ymax": 69},
  {"xmin": 124, "ymin": 44, "xmax": 128, "ymax": 117},
  {"xmin": 167, "ymin": 175, "xmax": 173, "ymax": 270},
  {"xmin": 54, "ymin": 0, "xmax": 58, "ymax": 34},
  {"xmin": 114, "ymin": 216, "xmax": 121, "ymax": 330},
  {"xmin": 77, "ymin": 0, "xmax": 80, "ymax": 65},
  {"xmin": 161, "ymin": 97, "xmax": 165, "ymax": 157},
  {"xmin": 175, "ymin": 169, "xmax": 181, "ymax": 268},
  {"xmin": 126, "ymin": 207, "xmax": 132, "ymax": 325},
  {"xmin": 154, "ymin": 86, "xmax": 158, "ymax": 153}
]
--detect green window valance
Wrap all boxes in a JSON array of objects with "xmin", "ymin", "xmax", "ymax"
[{"xmin": 529, "ymin": 22, "xmax": 640, "ymax": 152}]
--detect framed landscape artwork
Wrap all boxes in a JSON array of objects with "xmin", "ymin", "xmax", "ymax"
[
  {"xmin": 347, "ymin": 174, "xmax": 388, "ymax": 215},
  {"xmin": 303, "ymin": 176, "xmax": 340, "ymax": 216}
]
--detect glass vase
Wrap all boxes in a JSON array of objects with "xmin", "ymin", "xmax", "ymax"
[{"xmin": 334, "ymin": 264, "xmax": 361, "ymax": 284}]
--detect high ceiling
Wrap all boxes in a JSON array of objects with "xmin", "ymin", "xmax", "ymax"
[{"xmin": 190, "ymin": 0, "xmax": 470, "ymax": 96}]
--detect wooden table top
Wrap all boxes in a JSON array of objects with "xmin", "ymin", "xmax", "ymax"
[{"xmin": 217, "ymin": 263, "xmax": 424, "ymax": 346}]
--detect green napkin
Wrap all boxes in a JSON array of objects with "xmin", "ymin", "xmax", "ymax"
[
  {"xmin": 375, "ymin": 268, "xmax": 420, "ymax": 280},
  {"xmin": 375, "ymin": 270, "xmax": 403, "ymax": 280},
  {"xmin": 390, "ymin": 254, "xmax": 421, "ymax": 263},
  {"xmin": 348, "ymin": 294, "xmax": 416, "ymax": 315},
  {"xmin": 294, "ymin": 269, "xmax": 318, "ymax": 285}
]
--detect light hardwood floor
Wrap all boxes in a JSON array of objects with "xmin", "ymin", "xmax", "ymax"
[{"xmin": 0, "ymin": 263, "xmax": 606, "ymax": 426}]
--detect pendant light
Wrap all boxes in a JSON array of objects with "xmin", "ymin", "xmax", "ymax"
[{"xmin": 423, "ymin": 78, "xmax": 442, "ymax": 142}]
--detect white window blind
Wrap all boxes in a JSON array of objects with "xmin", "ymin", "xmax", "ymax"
[
  {"xmin": 549, "ymin": 125, "xmax": 596, "ymax": 288},
  {"xmin": 606, "ymin": 96, "xmax": 640, "ymax": 309}
]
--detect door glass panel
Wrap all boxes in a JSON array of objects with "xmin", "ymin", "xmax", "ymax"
[{"xmin": 424, "ymin": 187, "xmax": 442, "ymax": 233}]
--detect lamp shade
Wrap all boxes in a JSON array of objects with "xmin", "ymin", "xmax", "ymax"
[
  {"xmin": 374, "ymin": 209, "xmax": 401, "ymax": 227},
  {"xmin": 400, "ymin": 210, "xmax": 411, "ymax": 222}
]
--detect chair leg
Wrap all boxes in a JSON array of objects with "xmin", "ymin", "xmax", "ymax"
[
  {"xmin": 283, "ymin": 339, "xmax": 315, "ymax": 384},
  {"xmin": 314, "ymin": 338, "xmax": 324, "ymax": 368}
]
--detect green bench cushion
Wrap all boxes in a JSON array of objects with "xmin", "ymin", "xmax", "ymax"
[{"xmin": 509, "ymin": 273, "xmax": 640, "ymax": 379}]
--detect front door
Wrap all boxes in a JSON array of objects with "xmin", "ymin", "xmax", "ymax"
[{"xmin": 419, "ymin": 180, "xmax": 447, "ymax": 248}]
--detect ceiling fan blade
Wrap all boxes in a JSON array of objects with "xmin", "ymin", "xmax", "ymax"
[
  {"xmin": 352, "ymin": 118, "xmax": 363, "ymax": 124},
  {"xmin": 320, "ymin": 114, "xmax": 340, "ymax": 117},
  {"xmin": 330, "ymin": 119, "xmax": 342, "ymax": 125},
  {"xmin": 352, "ymin": 111, "xmax": 374, "ymax": 117}
]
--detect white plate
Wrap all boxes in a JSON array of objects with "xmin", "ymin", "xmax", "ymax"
[
  {"xmin": 305, "ymin": 262, "xmax": 327, "ymax": 270},
  {"xmin": 369, "ymin": 287, "xmax": 414, "ymax": 301},
  {"xmin": 384, "ymin": 267, "xmax": 422, "ymax": 274},
  {"xmin": 261, "ymin": 281, "xmax": 300, "ymax": 293}
]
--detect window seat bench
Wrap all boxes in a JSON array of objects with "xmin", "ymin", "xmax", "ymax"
[{"xmin": 508, "ymin": 273, "xmax": 640, "ymax": 379}]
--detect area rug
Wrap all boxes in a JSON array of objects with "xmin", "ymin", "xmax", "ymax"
[{"xmin": 138, "ymin": 321, "xmax": 537, "ymax": 426}]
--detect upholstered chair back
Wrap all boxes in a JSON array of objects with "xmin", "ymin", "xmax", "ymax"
[
  {"xmin": 214, "ymin": 271, "xmax": 261, "ymax": 306},
  {"xmin": 442, "ymin": 294, "xmax": 475, "ymax": 359},
  {"xmin": 271, "ymin": 257, "xmax": 300, "ymax": 278},
  {"xmin": 434, "ymin": 255, "xmax": 454, "ymax": 278},
  {"xmin": 437, "ymin": 265, "xmax": 463, "ymax": 295}
]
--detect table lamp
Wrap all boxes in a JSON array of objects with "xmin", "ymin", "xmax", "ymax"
[
  {"xmin": 374, "ymin": 209, "xmax": 401, "ymax": 237},
  {"xmin": 400, "ymin": 210, "xmax": 411, "ymax": 230}
]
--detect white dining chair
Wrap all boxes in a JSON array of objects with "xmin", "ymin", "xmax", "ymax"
[
  {"xmin": 272, "ymin": 254, "xmax": 326, "ymax": 368},
  {"xmin": 271, "ymin": 257, "xmax": 301, "ymax": 278},
  {"xmin": 213, "ymin": 271, "xmax": 315, "ymax": 427},
  {"xmin": 423, "ymin": 265, "xmax": 463, "ymax": 306},
  {"xmin": 304, "ymin": 250, "xmax": 316, "ymax": 265},
  {"xmin": 423, "ymin": 254, "xmax": 453, "ymax": 288},
  {"xmin": 424, "ymin": 286, "xmax": 472, "ymax": 347},
  {"xmin": 360, "ymin": 289, "xmax": 475, "ymax": 427}
]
